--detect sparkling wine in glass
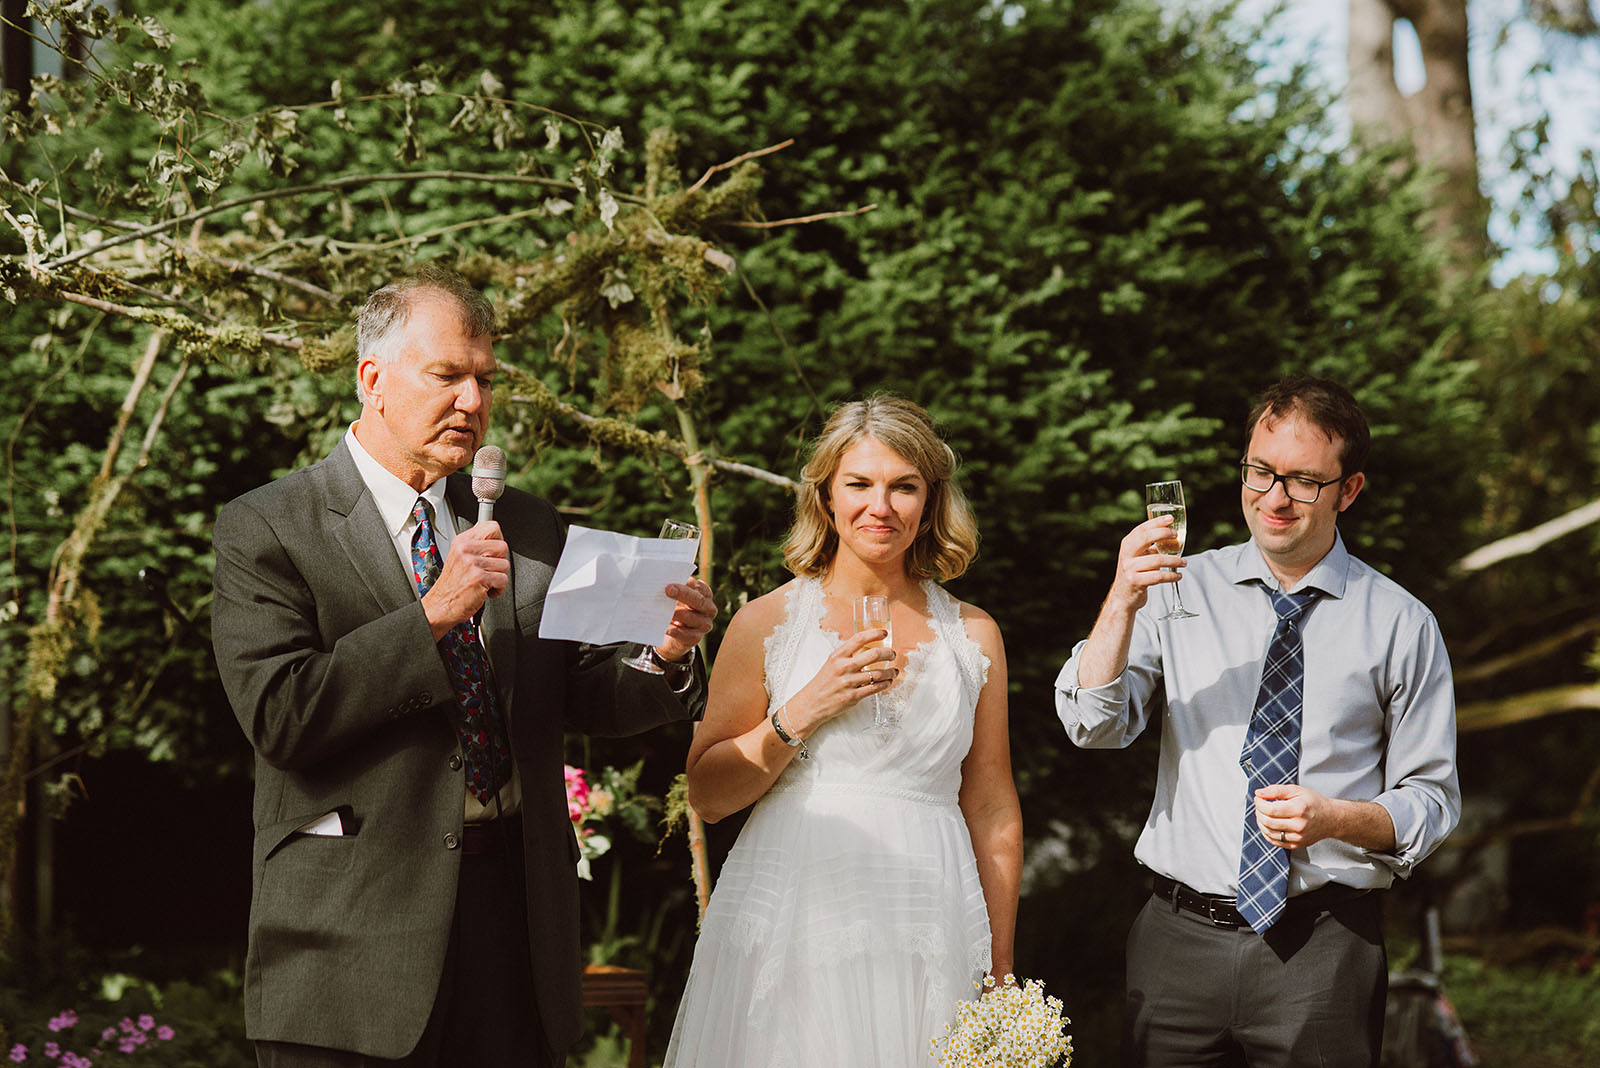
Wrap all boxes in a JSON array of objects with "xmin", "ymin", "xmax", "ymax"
[
  {"xmin": 853, "ymin": 595, "xmax": 897, "ymax": 733},
  {"xmin": 1145, "ymin": 481, "xmax": 1198, "ymax": 621},
  {"xmin": 622, "ymin": 519, "xmax": 701, "ymax": 673}
]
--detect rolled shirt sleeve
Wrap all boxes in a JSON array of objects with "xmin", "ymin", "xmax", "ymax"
[{"xmin": 1370, "ymin": 613, "xmax": 1461, "ymax": 877}]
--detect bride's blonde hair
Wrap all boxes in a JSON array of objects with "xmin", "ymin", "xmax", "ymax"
[{"xmin": 782, "ymin": 394, "xmax": 979, "ymax": 581}]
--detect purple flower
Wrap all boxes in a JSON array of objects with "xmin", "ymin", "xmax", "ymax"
[
  {"xmin": 155, "ymin": 1026, "xmax": 174, "ymax": 1041},
  {"xmin": 8, "ymin": 1045, "xmax": 26, "ymax": 1064},
  {"xmin": 44, "ymin": 1041, "xmax": 61, "ymax": 1058},
  {"xmin": 48, "ymin": 1009, "xmax": 78, "ymax": 1032},
  {"xmin": 99, "ymin": 1029, "xmax": 114, "ymax": 1043},
  {"xmin": 118, "ymin": 1019, "xmax": 136, "ymax": 1034},
  {"xmin": 62, "ymin": 1056, "xmax": 93, "ymax": 1068},
  {"xmin": 136, "ymin": 1015, "xmax": 154, "ymax": 1032}
]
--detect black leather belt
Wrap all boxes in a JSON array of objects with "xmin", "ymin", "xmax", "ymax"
[{"xmin": 1150, "ymin": 872, "xmax": 1372, "ymax": 929}]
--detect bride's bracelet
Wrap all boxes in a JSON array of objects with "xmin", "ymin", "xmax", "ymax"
[{"xmin": 770, "ymin": 705, "xmax": 810, "ymax": 761}]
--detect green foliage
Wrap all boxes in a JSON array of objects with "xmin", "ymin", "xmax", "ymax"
[
  {"xmin": 1436, "ymin": 952, "xmax": 1600, "ymax": 1062},
  {"xmin": 0, "ymin": 941, "xmax": 251, "ymax": 1066}
]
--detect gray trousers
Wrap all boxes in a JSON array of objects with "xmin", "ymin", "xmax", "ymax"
[{"xmin": 1123, "ymin": 891, "xmax": 1386, "ymax": 1068}]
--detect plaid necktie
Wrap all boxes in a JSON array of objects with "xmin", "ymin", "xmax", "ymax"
[
  {"xmin": 410, "ymin": 498, "xmax": 512, "ymax": 805},
  {"xmin": 1236, "ymin": 586, "xmax": 1319, "ymax": 934}
]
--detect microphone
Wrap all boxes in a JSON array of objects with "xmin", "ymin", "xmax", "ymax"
[{"xmin": 471, "ymin": 445, "xmax": 506, "ymax": 524}]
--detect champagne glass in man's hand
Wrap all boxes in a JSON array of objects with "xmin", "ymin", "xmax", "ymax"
[
  {"xmin": 623, "ymin": 519, "xmax": 702, "ymax": 673},
  {"xmin": 1145, "ymin": 481, "xmax": 1198, "ymax": 621}
]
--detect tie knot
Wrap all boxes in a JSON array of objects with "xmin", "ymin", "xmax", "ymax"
[
  {"xmin": 1267, "ymin": 587, "xmax": 1317, "ymax": 622},
  {"xmin": 412, "ymin": 498, "xmax": 433, "ymax": 528}
]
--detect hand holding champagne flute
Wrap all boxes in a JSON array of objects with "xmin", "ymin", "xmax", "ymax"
[
  {"xmin": 623, "ymin": 518, "xmax": 702, "ymax": 673},
  {"xmin": 853, "ymin": 594, "xmax": 897, "ymax": 733},
  {"xmin": 1145, "ymin": 481, "xmax": 1198, "ymax": 620}
]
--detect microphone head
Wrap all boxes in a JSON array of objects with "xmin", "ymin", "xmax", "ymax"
[{"xmin": 471, "ymin": 445, "xmax": 507, "ymax": 502}]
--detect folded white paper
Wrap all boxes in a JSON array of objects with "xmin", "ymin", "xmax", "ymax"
[
  {"xmin": 296, "ymin": 810, "xmax": 345, "ymax": 837},
  {"xmin": 537, "ymin": 525, "xmax": 699, "ymax": 646}
]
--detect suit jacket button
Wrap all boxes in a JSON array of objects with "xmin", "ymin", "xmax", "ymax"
[
  {"xmin": 420, "ymin": 690, "xmax": 432, "ymax": 704},
  {"xmin": 448, "ymin": 755, "xmax": 463, "ymax": 771},
  {"xmin": 443, "ymin": 832, "xmax": 460, "ymax": 850}
]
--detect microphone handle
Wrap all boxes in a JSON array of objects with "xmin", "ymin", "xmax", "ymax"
[{"xmin": 477, "ymin": 500, "xmax": 495, "ymax": 524}]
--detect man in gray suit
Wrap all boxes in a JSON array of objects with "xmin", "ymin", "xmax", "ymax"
[{"xmin": 212, "ymin": 266, "xmax": 717, "ymax": 1067}]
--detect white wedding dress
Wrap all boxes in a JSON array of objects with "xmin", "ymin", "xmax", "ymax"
[{"xmin": 664, "ymin": 577, "xmax": 994, "ymax": 1068}]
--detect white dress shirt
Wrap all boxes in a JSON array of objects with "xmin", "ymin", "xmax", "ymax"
[{"xmin": 1056, "ymin": 534, "xmax": 1459, "ymax": 897}]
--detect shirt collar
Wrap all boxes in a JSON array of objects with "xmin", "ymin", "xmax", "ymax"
[
  {"xmin": 344, "ymin": 426, "xmax": 450, "ymax": 538},
  {"xmin": 1231, "ymin": 531, "xmax": 1350, "ymax": 599}
]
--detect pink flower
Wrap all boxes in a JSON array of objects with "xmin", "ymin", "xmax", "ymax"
[
  {"xmin": 100, "ymin": 1028, "xmax": 116, "ymax": 1042},
  {"xmin": 137, "ymin": 1015, "xmax": 155, "ymax": 1032},
  {"xmin": 155, "ymin": 1025, "xmax": 175, "ymax": 1041},
  {"xmin": 9, "ymin": 1046, "xmax": 27, "ymax": 1064},
  {"xmin": 48, "ymin": 1009, "xmax": 78, "ymax": 1032},
  {"xmin": 118, "ymin": 1018, "xmax": 137, "ymax": 1033},
  {"xmin": 563, "ymin": 764, "xmax": 590, "ymax": 822},
  {"xmin": 44, "ymin": 1042, "xmax": 60, "ymax": 1058}
]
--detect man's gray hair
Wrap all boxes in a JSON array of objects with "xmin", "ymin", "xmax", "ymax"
[{"xmin": 354, "ymin": 265, "xmax": 497, "ymax": 402}]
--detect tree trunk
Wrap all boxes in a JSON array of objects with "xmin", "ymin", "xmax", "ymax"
[
  {"xmin": 1, "ymin": 0, "xmax": 32, "ymax": 105},
  {"xmin": 1347, "ymin": 0, "xmax": 1487, "ymax": 266}
]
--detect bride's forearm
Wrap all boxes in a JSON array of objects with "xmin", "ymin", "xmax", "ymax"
[
  {"xmin": 685, "ymin": 716, "xmax": 801, "ymax": 823},
  {"xmin": 964, "ymin": 800, "xmax": 1023, "ymax": 978}
]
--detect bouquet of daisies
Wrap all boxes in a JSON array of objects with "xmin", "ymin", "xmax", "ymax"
[{"xmin": 930, "ymin": 974, "xmax": 1073, "ymax": 1068}]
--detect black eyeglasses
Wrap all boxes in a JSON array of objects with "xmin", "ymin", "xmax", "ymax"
[{"xmin": 1239, "ymin": 462, "xmax": 1345, "ymax": 504}]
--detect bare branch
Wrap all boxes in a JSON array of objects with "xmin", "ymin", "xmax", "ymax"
[
  {"xmin": 27, "ymin": 170, "xmax": 609, "ymax": 272},
  {"xmin": 1457, "ymin": 682, "xmax": 1600, "ymax": 732},
  {"xmin": 687, "ymin": 139, "xmax": 796, "ymax": 194},
  {"xmin": 726, "ymin": 204, "xmax": 878, "ymax": 230},
  {"xmin": 1452, "ymin": 497, "xmax": 1600, "ymax": 575},
  {"xmin": 96, "ymin": 327, "xmax": 166, "ymax": 483},
  {"xmin": 1453, "ymin": 617, "xmax": 1600, "ymax": 684}
]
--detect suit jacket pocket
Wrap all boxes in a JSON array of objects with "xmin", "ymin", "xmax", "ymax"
[{"xmin": 262, "ymin": 808, "xmax": 359, "ymax": 870}]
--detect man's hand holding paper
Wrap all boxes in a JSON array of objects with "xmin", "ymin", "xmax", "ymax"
[{"xmin": 539, "ymin": 525, "xmax": 718, "ymax": 656}]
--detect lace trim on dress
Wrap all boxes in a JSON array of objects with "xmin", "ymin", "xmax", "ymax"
[
  {"xmin": 762, "ymin": 579, "xmax": 823, "ymax": 705},
  {"xmin": 922, "ymin": 581, "xmax": 991, "ymax": 704}
]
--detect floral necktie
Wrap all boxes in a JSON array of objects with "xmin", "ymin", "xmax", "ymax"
[{"xmin": 410, "ymin": 498, "xmax": 512, "ymax": 805}]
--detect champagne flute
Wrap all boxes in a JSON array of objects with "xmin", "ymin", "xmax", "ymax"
[
  {"xmin": 1145, "ymin": 481, "xmax": 1198, "ymax": 621},
  {"xmin": 622, "ymin": 519, "xmax": 701, "ymax": 673},
  {"xmin": 853, "ymin": 595, "xmax": 896, "ymax": 733}
]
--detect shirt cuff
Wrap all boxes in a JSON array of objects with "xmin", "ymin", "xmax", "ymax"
[{"xmin": 649, "ymin": 645, "xmax": 697, "ymax": 694}]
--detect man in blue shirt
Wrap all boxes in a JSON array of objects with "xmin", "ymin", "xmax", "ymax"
[{"xmin": 1056, "ymin": 376, "xmax": 1460, "ymax": 1067}]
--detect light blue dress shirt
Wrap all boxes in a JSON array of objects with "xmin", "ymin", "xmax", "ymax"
[{"xmin": 1056, "ymin": 534, "xmax": 1460, "ymax": 897}]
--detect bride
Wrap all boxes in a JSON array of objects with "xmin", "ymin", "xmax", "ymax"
[{"xmin": 664, "ymin": 395, "xmax": 1023, "ymax": 1068}]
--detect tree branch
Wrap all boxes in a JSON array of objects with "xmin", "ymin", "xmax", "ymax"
[
  {"xmin": 150, "ymin": 234, "xmax": 339, "ymax": 304},
  {"xmin": 1453, "ymin": 617, "xmax": 1600, "ymax": 685},
  {"xmin": 1457, "ymin": 682, "xmax": 1600, "ymax": 732},
  {"xmin": 28, "ymin": 170, "xmax": 610, "ymax": 272},
  {"xmin": 1452, "ymin": 497, "xmax": 1600, "ymax": 575},
  {"xmin": 725, "ymin": 203, "xmax": 878, "ymax": 229},
  {"xmin": 687, "ymin": 139, "xmax": 795, "ymax": 194},
  {"xmin": 55, "ymin": 291, "xmax": 304, "ymax": 350}
]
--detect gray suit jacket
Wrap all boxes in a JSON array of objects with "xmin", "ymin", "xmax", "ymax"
[{"xmin": 211, "ymin": 440, "xmax": 702, "ymax": 1059}]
